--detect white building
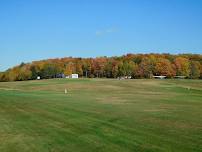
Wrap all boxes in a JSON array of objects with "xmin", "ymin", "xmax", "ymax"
[
  {"xmin": 66, "ymin": 74, "xmax": 79, "ymax": 79},
  {"xmin": 71, "ymin": 74, "xmax": 78, "ymax": 79}
]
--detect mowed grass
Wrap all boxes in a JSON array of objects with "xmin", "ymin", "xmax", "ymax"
[{"xmin": 0, "ymin": 79, "xmax": 202, "ymax": 152}]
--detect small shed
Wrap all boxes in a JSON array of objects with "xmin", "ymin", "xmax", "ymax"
[{"xmin": 71, "ymin": 74, "xmax": 79, "ymax": 79}]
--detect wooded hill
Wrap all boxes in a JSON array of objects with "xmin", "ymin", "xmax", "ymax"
[{"xmin": 0, "ymin": 53, "xmax": 202, "ymax": 81}]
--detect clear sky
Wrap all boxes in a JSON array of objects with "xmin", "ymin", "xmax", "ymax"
[{"xmin": 0, "ymin": 0, "xmax": 202, "ymax": 71}]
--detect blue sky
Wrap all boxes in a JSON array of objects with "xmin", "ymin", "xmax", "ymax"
[{"xmin": 0, "ymin": 0, "xmax": 202, "ymax": 71}]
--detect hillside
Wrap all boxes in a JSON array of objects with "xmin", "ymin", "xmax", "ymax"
[{"xmin": 0, "ymin": 53, "xmax": 202, "ymax": 81}]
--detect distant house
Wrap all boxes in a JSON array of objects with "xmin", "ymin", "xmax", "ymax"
[
  {"xmin": 153, "ymin": 76, "xmax": 166, "ymax": 79},
  {"xmin": 37, "ymin": 76, "xmax": 40, "ymax": 80},
  {"xmin": 66, "ymin": 74, "xmax": 79, "ymax": 79}
]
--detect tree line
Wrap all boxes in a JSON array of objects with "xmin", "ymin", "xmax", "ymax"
[{"xmin": 0, "ymin": 53, "xmax": 202, "ymax": 81}]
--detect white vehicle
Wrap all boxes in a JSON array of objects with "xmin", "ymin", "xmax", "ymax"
[{"xmin": 153, "ymin": 76, "xmax": 166, "ymax": 79}]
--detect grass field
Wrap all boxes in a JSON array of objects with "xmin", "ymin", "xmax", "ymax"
[{"xmin": 0, "ymin": 78, "xmax": 202, "ymax": 152}]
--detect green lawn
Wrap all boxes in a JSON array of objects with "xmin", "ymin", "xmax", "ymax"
[{"xmin": 0, "ymin": 78, "xmax": 202, "ymax": 152}]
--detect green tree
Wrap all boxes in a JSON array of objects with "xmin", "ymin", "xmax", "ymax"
[
  {"xmin": 117, "ymin": 61, "xmax": 125, "ymax": 77},
  {"xmin": 40, "ymin": 63, "xmax": 61, "ymax": 79},
  {"xmin": 30, "ymin": 65, "xmax": 40, "ymax": 79}
]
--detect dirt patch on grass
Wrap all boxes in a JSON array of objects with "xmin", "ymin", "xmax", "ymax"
[
  {"xmin": 0, "ymin": 88, "xmax": 21, "ymax": 91},
  {"xmin": 96, "ymin": 96, "xmax": 127, "ymax": 104},
  {"xmin": 144, "ymin": 109, "xmax": 166, "ymax": 112}
]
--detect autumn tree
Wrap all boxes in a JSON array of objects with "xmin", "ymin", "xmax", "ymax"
[
  {"xmin": 174, "ymin": 57, "xmax": 190, "ymax": 77},
  {"xmin": 117, "ymin": 61, "xmax": 125, "ymax": 77},
  {"xmin": 200, "ymin": 64, "xmax": 202, "ymax": 79},
  {"xmin": 64, "ymin": 65, "xmax": 72, "ymax": 76},
  {"xmin": 7, "ymin": 67, "xmax": 20, "ymax": 81},
  {"xmin": 131, "ymin": 63, "xmax": 139, "ymax": 78},
  {"xmin": 154, "ymin": 58, "xmax": 175, "ymax": 77},
  {"xmin": 91, "ymin": 57, "xmax": 107, "ymax": 78},
  {"xmin": 190, "ymin": 61, "xmax": 200, "ymax": 79},
  {"xmin": 63, "ymin": 62, "xmax": 76, "ymax": 76},
  {"xmin": 1, "ymin": 53, "xmax": 201, "ymax": 81},
  {"xmin": 0, "ymin": 73, "xmax": 4, "ymax": 82},
  {"xmin": 17, "ymin": 65, "xmax": 32, "ymax": 81},
  {"xmin": 0, "ymin": 72, "xmax": 9, "ymax": 82},
  {"xmin": 136, "ymin": 57, "xmax": 156, "ymax": 78},
  {"xmin": 111, "ymin": 60, "xmax": 119, "ymax": 78},
  {"xmin": 76, "ymin": 62, "xmax": 83, "ymax": 77},
  {"xmin": 105, "ymin": 60, "xmax": 113, "ymax": 78},
  {"xmin": 82, "ymin": 59, "xmax": 91, "ymax": 77}
]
